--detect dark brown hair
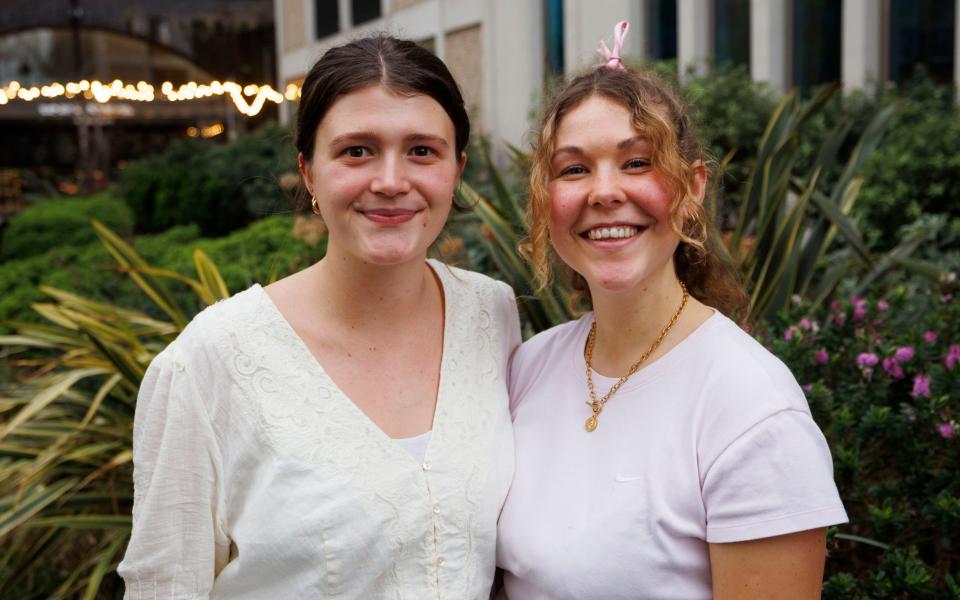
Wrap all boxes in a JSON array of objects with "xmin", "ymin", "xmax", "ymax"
[
  {"xmin": 295, "ymin": 34, "xmax": 470, "ymax": 161},
  {"xmin": 526, "ymin": 66, "xmax": 748, "ymax": 321}
]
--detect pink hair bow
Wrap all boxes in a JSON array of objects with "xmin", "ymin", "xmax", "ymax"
[{"xmin": 597, "ymin": 20, "xmax": 630, "ymax": 70}]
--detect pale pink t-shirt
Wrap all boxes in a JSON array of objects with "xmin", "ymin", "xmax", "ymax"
[{"xmin": 497, "ymin": 311, "xmax": 847, "ymax": 600}]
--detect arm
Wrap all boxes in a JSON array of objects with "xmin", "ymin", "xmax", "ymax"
[
  {"xmin": 117, "ymin": 346, "xmax": 229, "ymax": 599},
  {"xmin": 709, "ymin": 528, "xmax": 827, "ymax": 600}
]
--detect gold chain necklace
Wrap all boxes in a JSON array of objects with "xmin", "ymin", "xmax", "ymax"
[{"xmin": 583, "ymin": 283, "xmax": 689, "ymax": 432}]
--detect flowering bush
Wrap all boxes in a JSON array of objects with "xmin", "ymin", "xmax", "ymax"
[{"xmin": 762, "ymin": 286, "xmax": 960, "ymax": 597}]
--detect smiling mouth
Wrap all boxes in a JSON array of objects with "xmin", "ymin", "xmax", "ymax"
[
  {"xmin": 582, "ymin": 225, "xmax": 644, "ymax": 240},
  {"xmin": 360, "ymin": 208, "xmax": 420, "ymax": 224}
]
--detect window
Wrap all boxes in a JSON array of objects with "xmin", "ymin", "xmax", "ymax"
[
  {"xmin": 351, "ymin": 0, "xmax": 381, "ymax": 26},
  {"xmin": 315, "ymin": 0, "xmax": 339, "ymax": 39},
  {"xmin": 544, "ymin": 0, "xmax": 564, "ymax": 76},
  {"xmin": 792, "ymin": 0, "xmax": 841, "ymax": 91},
  {"xmin": 714, "ymin": 0, "xmax": 749, "ymax": 67},
  {"xmin": 649, "ymin": 0, "xmax": 677, "ymax": 61},
  {"xmin": 889, "ymin": 0, "xmax": 955, "ymax": 85}
]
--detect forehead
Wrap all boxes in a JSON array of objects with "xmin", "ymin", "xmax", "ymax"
[
  {"xmin": 317, "ymin": 84, "xmax": 454, "ymax": 139},
  {"xmin": 554, "ymin": 95, "xmax": 641, "ymax": 145}
]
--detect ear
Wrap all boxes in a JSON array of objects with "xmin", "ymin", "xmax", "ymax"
[
  {"xmin": 456, "ymin": 151, "xmax": 468, "ymax": 178},
  {"xmin": 690, "ymin": 159, "xmax": 708, "ymax": 205},
  {"xmin": 297, "ymin": 152, "xmax": 314, "ymax": 197}
]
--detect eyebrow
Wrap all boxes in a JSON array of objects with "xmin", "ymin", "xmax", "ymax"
[
  {"xmin": 552, "ymin": 135, "xmax": 650, "ymax": 160},
  {"xmin": 329, "ymin": 131, "xmax": 450, "ymax": 148}
]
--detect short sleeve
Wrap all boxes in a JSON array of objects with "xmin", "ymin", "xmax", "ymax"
[
  {"xmin": 702, "ymin": 409, "xmax": 848, "ymax": 543},
  {"xmin": 118, "ymin": 345, "xmax": 230, "ymax": 599}
]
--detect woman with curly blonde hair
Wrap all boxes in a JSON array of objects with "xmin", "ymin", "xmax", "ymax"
[{"xmin": 496, "ymin": 22, "xmax": 846, "ymax": 599}]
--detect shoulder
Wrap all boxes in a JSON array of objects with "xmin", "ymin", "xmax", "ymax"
[
  {"xmin": 682, "ymin": 312, "xmax": 809, "ymax": 413},
  {"xmin": 159, "ymin": 285, "xmax": 270, "ymax": 373},
  {"xmin": 515, "ymin": 316, "xmax": 588, "ymax": 368},
  {"xmin": 509, "ymin": 315, "xmax": 590, "ymax": 399},
  {"xmin": 431, "ymin": 260, "xmax": 514, "ymax": 299}
]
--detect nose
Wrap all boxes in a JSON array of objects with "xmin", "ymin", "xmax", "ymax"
[
  {"xmin": 370, "ymin": 153, "xmax": 411, "ymax": 197},
  {"xmin": 587, "ymin": 165, "xmax": 626, "ymax": 207}
]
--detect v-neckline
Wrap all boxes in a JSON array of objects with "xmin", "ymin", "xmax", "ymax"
[{"xmin": 256, "ymin": 259, "xmax": 452, "ymax": 458}]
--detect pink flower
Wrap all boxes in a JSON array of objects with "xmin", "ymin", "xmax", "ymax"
[
  {"xmin": 883, "ymin": 357, "xmax": 904, "ymax": 379},
  {"xmin": 876, "ymin": 300, "xmax": 890, "ymax": 311},
  {"xmin": 893, "ymin": 346, "xmax": 914, "ymax": 362},
  {"xmin": 938, "ymin": 422, "xmax": 956, "ymax": 439},
  {"xmin": 814, "ymin": 350, "xmax": 829, "ymax": 365},
  {"xmin": 946, "ymin": 344, "xmax": 960, "ymax": 370},
  {"xmin": 943, "ymin": 294, "xmax": 955, "ymax": 303},
  {"xmin": 784, "ymin": 327, "xmax": 795, "ymax": 342},
  {"xmin": 924, "ymin": 331, "xmax": 938, "ymax": 344},
  {"xmin": 802, "ymin": 383, "xmax": 814, "ymax": 392},
  {"xmin": 853, "ymin": 304, "xmax": 867, "ymax": 322},
  {"xmin": 833, "ymin": 313, "xmax": 847, "ymax": 326},
  {"xmin": 830, "ymin": 301, "xmax": 841, "ymax": 311},
  {"xmin": 799, "ymin": 318, "xmax": 818, "ymax": 331},
  {"xmin": 911, "ymin": 374, "xmax": 931, "ymax": 399},
  {"xmin": 857, "ymin": 352, "xmax": 879, "ymax": 367}
]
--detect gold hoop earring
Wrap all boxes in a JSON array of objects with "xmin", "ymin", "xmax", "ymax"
[{"xmin": 311, "ymin": 196, "xmax": 321, "ymax": 215}]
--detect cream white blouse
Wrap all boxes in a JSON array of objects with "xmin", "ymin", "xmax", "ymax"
[{"xmin": 118, "ymin": 261, "xmax": 521, "ymax": 599}]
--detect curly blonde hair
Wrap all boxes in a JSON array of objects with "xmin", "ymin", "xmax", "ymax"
[{"xmin": 524, "ymin": 66, "xmax": 747, "ymax": 320}]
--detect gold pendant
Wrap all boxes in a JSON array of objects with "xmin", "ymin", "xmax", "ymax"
[{"xmin": 585, "ymin": 415, "xmax": 598, "ymax": 432}]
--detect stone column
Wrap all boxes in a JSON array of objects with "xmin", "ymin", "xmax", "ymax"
[
  {"xmin": 678, "ymin": 0, "xmax": 712, "ymax": 78},
  {"xmin": 750, "ymin": 0, "xmax": 790, "ymax": 92},
  {"xmin": 842, "ymin": 0, "xmax": 885, "ymax": 93}
]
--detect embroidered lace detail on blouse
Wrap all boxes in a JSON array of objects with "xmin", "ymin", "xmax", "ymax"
[{"xmin": 118, "ymin": 260, "xmax": 521, "ymax": 599}]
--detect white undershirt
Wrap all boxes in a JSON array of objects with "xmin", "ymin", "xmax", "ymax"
[{"xmin": 393, "ymin": 430, "xmax": 432, "ymax": 463}]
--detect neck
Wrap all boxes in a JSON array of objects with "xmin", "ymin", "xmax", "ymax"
[
  {"xmin": 309, "ymin": 245, "xmax": 434, "ymax": 329},
  {"xmin": 588, "ymin": 266, "xmax": 687, "ymax": 375}
]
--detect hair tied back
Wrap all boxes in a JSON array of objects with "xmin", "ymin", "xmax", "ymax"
[{"xmin": 597, "ymin": 20, "xmax": 629, "ymax": 70}]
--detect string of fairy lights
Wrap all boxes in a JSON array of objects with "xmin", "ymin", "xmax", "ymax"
[{"xmin": 0, "ymin": 79, "xmax": 302, "ymax": 117}]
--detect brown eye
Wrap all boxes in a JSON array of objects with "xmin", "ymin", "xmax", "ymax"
[
  {"xmin": 343, "ymin": 146, "xmax": 371, "ymax": 158},
  {"xmin": 410, "ymin": 146, "xmax": 435, "ymax": 157}
]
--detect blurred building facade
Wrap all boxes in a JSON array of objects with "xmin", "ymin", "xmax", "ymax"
[
  {"xmin": 0, "ymin": 0, "xmax": 276, "ymax": 180},
  {"xmin": 275, "ymin": 0, "xmax": 959, "ymax": 149}
]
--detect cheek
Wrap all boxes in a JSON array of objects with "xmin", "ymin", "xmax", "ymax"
[
  {"xmin": 547, "ymin": 183, "xmax": 583, "ymax": 232},
  {"xmin": 317, "ymin": 163, "xmax": 368, "ymax": 202},
  {"xmin": 419, "ymin": 163, "xmax": 459, "ymax": 202}
]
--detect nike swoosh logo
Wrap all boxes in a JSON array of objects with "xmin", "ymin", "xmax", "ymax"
[{"xmin": 615, "ymin": 474, "xmax": 644, "ymax": 482}]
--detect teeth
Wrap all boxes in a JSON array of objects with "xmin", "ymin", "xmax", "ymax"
[{"xmin": 586, "ymin": 226, "xmax": 639, "ymax": 240}]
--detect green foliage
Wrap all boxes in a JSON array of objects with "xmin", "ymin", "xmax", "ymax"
[
  {"xmin": 0, "ymin": 217, "xmax": 325, "ymax": 333},
  {"xmin": 119, "ymin": 123, "xmax": 298, "ymax": 237},
  {"xmin": 683, "ymin": 64, "xmax": 778, "ymax": 206},
  {"xmin": 766, "ymin": 289, "xmax": 960, "ymax": 597},
  {"xmin": 0, "ymin": 193, "xmax": 134, "ymax": 261},
  {"xmin": 0, "ymin": 222, "xmax": 233, "ymax": 597},
  {"xmin": 854, "ymin": 78, "xmax": 960, "ymax": 249},
  {"xmin": 0, "ymin": 213, "xmax": 324, "ymax": 597}
]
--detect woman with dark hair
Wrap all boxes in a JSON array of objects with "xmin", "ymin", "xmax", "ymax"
[
  {"xmin": 496, "ymin": 23, "xmax": 846, "ymax": 599},
  {"xmin": 119, "ymin": 35, "xmax": 520, "ymax": 598}
]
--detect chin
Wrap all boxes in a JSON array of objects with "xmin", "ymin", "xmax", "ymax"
[{"xmin": 358, "ymin": 242, "xmax": 428, "ymax": 266}]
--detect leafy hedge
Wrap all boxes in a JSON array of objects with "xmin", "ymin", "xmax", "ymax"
[
  {"xmin": 766, "ymin": 289, "xmax": 960, "ymax": 598},
  {"xmin": 119, "ymin": 124, "xmax": 298, "ymax": 237},
  {"xmin": 0, "ymin": 192, "xmax": 134, "ymax": 261},
  {"xmin": 0, "ymin": 215, "xmax": 325, "ymax": 331}
]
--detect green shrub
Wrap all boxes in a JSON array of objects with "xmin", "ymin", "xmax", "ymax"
[
  {"xmin": 119, "ymin": 124, "xmax": 298, "ymax": 237},
  {"xmin": 0, "ymin": 192, "xmax": 134, "ymax": 261},
  {"xmin": 764, "ymin": 287, "xmax": 960, "ymax": 597},
  {"xmin": 854, "ymin": 77, "xmax": 960, "ymax": 249},
  {"xmin": 0, "ymin": 217, "xmax": 324, "ymax": 332}
]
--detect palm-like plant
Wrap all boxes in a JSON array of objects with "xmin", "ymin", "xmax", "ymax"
[{"xmin": 0, "ymin": 221, "xmax": 229, "ymax": 598}]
